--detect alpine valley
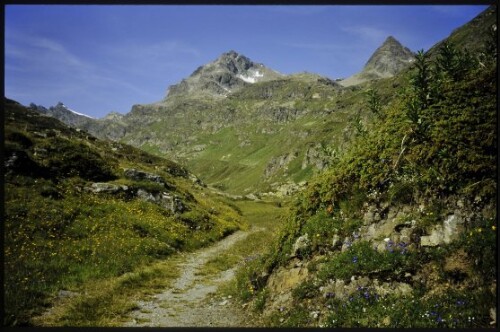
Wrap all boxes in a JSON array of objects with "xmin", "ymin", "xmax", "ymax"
[
  {"xmin": 29, "ymin": 35, "xmax": 419, "ymax": 197},
  {"xmin": 4, "ymin": 5, "xmax": 497, "ymax": 328}
]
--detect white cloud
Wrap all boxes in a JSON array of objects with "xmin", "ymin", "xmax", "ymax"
[
  {"xmin": 5, "ymin": 30, "xmax": 91, "ymax": 73},
  {"xmin": 5, "ymin": 29, "xmax": 158, "ymax": 110}
]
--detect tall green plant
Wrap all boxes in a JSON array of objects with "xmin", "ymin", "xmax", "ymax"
[{"xmin": 365, "ymin": 88, "xmax": 382, "ymax": 117}]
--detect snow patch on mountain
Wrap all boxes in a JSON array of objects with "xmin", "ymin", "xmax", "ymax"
[
  {"xmin": 237, "ymin": 70, "xmax": 264, "ymax": 84},
  {"xmin": 60, "ymin": 103, "xmax": 94, "ymax": 119}
]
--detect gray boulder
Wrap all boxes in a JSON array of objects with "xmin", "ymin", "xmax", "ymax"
[{"xmin": 87, "ymin": 182, "xmax": 128, "ymax": 194}]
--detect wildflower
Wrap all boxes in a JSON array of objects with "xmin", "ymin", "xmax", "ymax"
[
  {"xmin": 492, "ymin": 225, "xmax": 496, "ymax": 231},
  {"xmin": 477, "ymin": 228, "xmax": 482, "ymax": 233},
  {"xmin": 352, "ymin": 256, "xmax": 358, "ymax": 263}
]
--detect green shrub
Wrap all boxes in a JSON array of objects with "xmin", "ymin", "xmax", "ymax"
[{"xmin": 318, "ymin": 241, "xmax": 411, "ymax": 281}]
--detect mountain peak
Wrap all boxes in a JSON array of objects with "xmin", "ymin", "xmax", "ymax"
[
  {"xmin": 364, "ymin": 36, "xmax": 414, "ymax": 74},
  {"xmin": 221, "ymin": 50, "xmax": 240, "ymax": 58},
  {"xmin": 165, "ymin": 50, "xmax": 283, "ymax": 98},
  {"xmin": 340, "ymin": 35, "xmax": 414, "ymax": 87},
  {"xmin": 383, "ymin": 35, "xmax": 399, "ymax": 45}
]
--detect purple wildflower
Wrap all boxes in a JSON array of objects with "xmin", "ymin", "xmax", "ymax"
[{"xmin": 352, "ymin": 256, "xmax": 358, "ymax": 263}]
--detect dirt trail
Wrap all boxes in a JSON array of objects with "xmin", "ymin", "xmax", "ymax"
[{"xmin": 124, "ymin": 227, "xmax": 262, "ymax": 327}]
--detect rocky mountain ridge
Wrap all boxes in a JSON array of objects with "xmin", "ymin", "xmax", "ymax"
[
  {"xmin": 165, "ymin": 50, "xmax": 283, "ymax": 98},
  {"xmin": 29, "ymin": 102, "xmax": 94, "ymax": 127}
]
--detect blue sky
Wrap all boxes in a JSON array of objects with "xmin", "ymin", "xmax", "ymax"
[{"xmin": 5, "ymin": 5, "xmax": 489, "ymax": 118}]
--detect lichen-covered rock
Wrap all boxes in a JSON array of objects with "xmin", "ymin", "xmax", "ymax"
[
  {"xmin": 87, "ymin": 182, "xmax": 128, "ymax": 194},
  {"xmin": 420, "ymin": 214, "xmax": 464, "ymax": 247},
  {"xmin": 136, "ymin": 189, "xmax": 156, "ymax": 202},
  {"xmin": 291, "ymin": 234, "xmax": 310, "ymax": 257}
]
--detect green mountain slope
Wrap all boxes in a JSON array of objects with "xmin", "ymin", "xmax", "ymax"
[
  {"xmin": 31, "ymin": 46, "xmax": 409, "ymax": 196},
  {"xmin": 113, "ymin": 69, "xmax": 397, "ymax": 197},
  {"xmin": 4, "ymin": 99, "xmax": 245, "ymax": 326},
  {"xmin": 232, "ymin": 9, "xmax": 497, "ymax": 327}
]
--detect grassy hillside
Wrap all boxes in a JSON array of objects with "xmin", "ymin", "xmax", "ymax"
[
  {"xmin": 233, "ymin": 32, "xmax": 497, "ymax": 328},
  {"xmin": 117, "ymin": 73, "xmax": 387, "ymax": 195},
  {"xmin": 3, "ymin": 99, "xmax": 245, "ymax": 326}
]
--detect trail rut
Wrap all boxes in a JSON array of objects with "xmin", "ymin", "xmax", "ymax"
[{"xmin": 124, "ymin": 227, "xmax": 262, "ymax": 327}]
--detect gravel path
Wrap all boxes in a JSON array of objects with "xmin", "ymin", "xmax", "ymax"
[{"xmin": 124, "ymin": 228, "xmax": 261, "ymax": 327}]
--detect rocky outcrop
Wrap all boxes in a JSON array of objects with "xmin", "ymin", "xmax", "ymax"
[
  {"xmin": 137, "ymin": 190, "xmax": 186, "ymax": 214},
  {"xmin": 261, "ymin": 181, "xmax": 308, "ymax": 198},
  {"xmin": 264, "ymin": 152, "xmax": 298, "ymax": 178},
  {"xmin": 256, "ymin": 193, "xmax": 494, "ymax": 326},
  {"xmin": 86, "ymin": 168, "xmax": 188, "ymax": 213},
  {"xmin": 420, "ymin": 214, "xmax": 465, "ymax": 247},
  {"xmin": 124, "ymin": 168, "xmax": 171, "ymax": 187},
  {"xmin": 87, "ymin": 182, "xmax": 129, "ymax": 194},
  {"xmin": 302, "ymin": 143, "xmax": 331, "ymax": 171}
]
